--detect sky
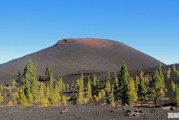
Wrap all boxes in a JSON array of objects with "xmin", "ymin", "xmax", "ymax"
[{"xmin": 0, "ymin": 0, "xmax": 178, "ymax": 65}]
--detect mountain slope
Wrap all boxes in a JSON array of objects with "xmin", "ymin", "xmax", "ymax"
[{"xmin": 0, "ymin": 38, "xmax": 163, "ymax": 83}]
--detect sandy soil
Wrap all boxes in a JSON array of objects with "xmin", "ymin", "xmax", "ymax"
[{"xmin": 0, "ymin": 105, "xmax": 175, "ymax": 120}]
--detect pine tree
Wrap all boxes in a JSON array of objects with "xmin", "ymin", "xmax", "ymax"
[
  {"xmin": 135, "ymin": 76, "xmax": 139, "ymax": 92},
  {"xmin": 144, "ymin": 75, "xmax": 151, "ymax": 84},
  {"xmin": 54, "ymin": 86, "xmax": 61, "ymax": 103},
  {"xmin": 49, "ymin": 87, "xmax": 61, "ymax": 105},
  {"xmin": 137, "ymin": 72, "xmax": 148, "ymax": 107},
  {"xmin": 27, "ymin": 92, "xmax": 33, "ymax": 104},
  {"xmin": 177, "ymin": 70, "xmax": 179, "ymax": 76},
  {"xmin": 171, "ymin": 81, "xmax": 176, "ymax": 91},
  {"xmin": 62, "ymin": 83, "xmax": 66, "ymax": 91},
  {"xmin": 45, "ymin": 87, "xmax": 51, "ymax": 100},
  {"xmin": 107, "ymin": 72, "xmax": 111, "ymax": 81},
  {"xmin": 77, "ymin": 74, "xmax": 84, "ymax": 104},
  {"xmin": 110, "ymin": 98, "xmax": 115, "ymax": 107},
  {"xmin": 23, "ymin": 60, "xmax": 38, "ymax": 101},
  {"xmin": 57, "ymin": 78, "xmax": 64, "ymax": 92},
  {"xmin": 78, "ymin": 90, "xmax": 84, "ymax": 104},
  {"xmin": 16, "ymin": 72, "xmax": 23, "ymax": 99},
  {"xmin": 45, "ymin": 65, "xmax": 54, "ymax": 89},
  {"xmin": 49, "ymin": 90, "xmax": 57, "ymax": 105},
  {"xmin": 113, "ymin": 73, "xmax": 119, "ymax": 100},
  {"xmin": 105, "ymin": 80, "xmax": 111, "ymax": 102},
  {"xmin": 12, "ymin": 91, "xmax": 19, "ymax": 104},
  {"xmin": 66, "ymin": 84, "xmax": 70, "ymax": 91},
  {"xmin": 83, "ymin": 97, "xmax": 88, "ymax": 104},
  {"xmin": 91, "ymin": 74, "xmax": 99, "ymax": 96},
  {"xmin": 150, "ymin": 64, "xmax": 166, "ymax": 107},
  {"xmin": 0, "ymin": 84, "xmax": 3, "ymax": 91},
  {"xmin": 94, "ymin": 95, "xmax": 99, "ymax": 102},
  {"xmin": 0, "ymin": 91, "xmax": 3, "ymax": 104},
  {"xmin": 110, "ymin": 85, "xmax": 115, "ymax": 106},
  {"xmin": 167, "ymin": 68, "xmax": 171, "ymax": 79},
  {"xmin": 71, "ymin": 91, "xmax": 76, "ymax": 105},
  {"xmin": 19, "ymin": 89, "xmax": 29, "ymax": 106},
  {"xmin": 173, "ymin": 64, "xmax": 177, "ymax": 73},
  {"xmin": 101, "ymin": 89, "xmax": 106, "ymax": 103},
  {"xmin": 7, "ymin": 101, "xmax": 13, "ymax": 106},
  {"xmin": 86, "ymin": 77, "xmax": 93, "ymax": 101},
  {"xmin": 127, "ymin": 78, "xmax": 138, "ymax": 106},
  {"xmin": 98, "ymin": 91, "xmax": 102, "ymax": 100},
  {"xmin": 12, "ymin": 79, "xmax": 16, "ymax": 90},
  {"xmin": 61, "ymin": 96, "xmax": 67, "ymax": 106},
  {"xmin": 39, "ymin": 83, "xmax": 45, "ymax": 99},
  {"xmin": 171, "ymin": 81, "xmax": 176, "ymax": 100},
  {"xmin": 104, "ymin": 71, "xmax": 111, "ymax": 101},
  {"xmin": 140, "ymin": 70, "xmax": 144, "ymax": 78},
  {"xmin": 118, "ymin": 64, "xmax": 131, "ymax": 106},
  {"xmin": 158, "ymin": 64, "xmax": 165, "ymax": 89},
  {"xmin": 174, "ymin": 85, "xmax": 179, "ymax": 106},
  {"xmin": 39, "ymin": 98, "xmax": 49, "ymax": 107},
  {"xmin": 105, "ymin": 74, "xmax": 111, "ymax": 94}
]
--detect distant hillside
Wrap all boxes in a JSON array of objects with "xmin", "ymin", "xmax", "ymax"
[{"xmin": 0, "ymin": 38, "xmax": 163, "ymax": 84}]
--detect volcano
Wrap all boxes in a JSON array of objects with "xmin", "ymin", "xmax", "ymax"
[{"xmin": 0, "ymin": 38, "xmax": 163, "ymax": 83}]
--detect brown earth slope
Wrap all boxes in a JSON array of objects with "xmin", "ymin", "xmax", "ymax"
[{"xmin": 0, "ymin": 38, "xmax": 163, "ymax": 84}]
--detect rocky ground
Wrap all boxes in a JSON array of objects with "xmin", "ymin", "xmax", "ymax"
[{"xmin": 0, "ymin": 104, "xmax": 176, "ymax": 120}]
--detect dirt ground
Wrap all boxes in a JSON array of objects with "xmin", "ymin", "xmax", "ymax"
[{"xmin": 0, "ymin": 104, "xmax": 176, "ymax": 120}]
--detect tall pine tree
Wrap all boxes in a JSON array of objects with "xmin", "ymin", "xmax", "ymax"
[
  {"xmin": 45, "ymin": 65, "xmax": 54, "ymax": 89},
  {"xmin": 137, "ymin": 71, "xmax": 148, "ymax": 107},
  {"xmin": 150, "ymin": 64, "xmax": 166, "ymax": 107},
  {"xmin": 86, "ymin": 76, "xmax": 93, "ymax": 101},
  {"xmin": 128, "ymin": 78, "xmax": 138, "ymax": 106},
  {"xmin": 105, "ymin": 80, "xmax": 111, "ymax": 103},
  {"xmin": 113, "ymin": 73, "xmax": 119, "ymax": 100},
  {"xmin": 118, "ymin": 64, "xmax": 131, "ymax": 106},
  {"xmin": 91, "ymin": 74, "xmax": 99, "ymax": 96},
  {"xmin": 77, "ymin": 74, "xmax": 84, "ymax": 104},
  {"xmin": 174, "ymin": 85, "xmax": 179, "ymax": 106},
  {"xmin": 23, "ymin": 60, "xmax": 38, "ymax": 101}
]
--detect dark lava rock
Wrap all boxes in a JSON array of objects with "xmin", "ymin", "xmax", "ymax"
[
  {"xmin": 170, "ymin": 106, "xmax": 175, "ymax": 110},
  {"xmin": 125, "ymin": 110, "xmax": 132, "ymax": 114}
]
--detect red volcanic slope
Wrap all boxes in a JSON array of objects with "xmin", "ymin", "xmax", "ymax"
[{"xmin": 0, "ymin": 38, "xmax": 163, "ymax": 84}]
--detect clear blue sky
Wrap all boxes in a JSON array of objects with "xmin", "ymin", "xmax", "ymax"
[{"xmin": 0, "ymin": 0, "xmax": 178, "ymax": 65}]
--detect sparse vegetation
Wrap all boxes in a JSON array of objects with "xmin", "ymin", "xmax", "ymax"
[{"xmin": 0, "ymin": 60, "xmax": 178, "ymax": 109}]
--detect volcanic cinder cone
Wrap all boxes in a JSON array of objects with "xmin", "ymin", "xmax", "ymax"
[{"xmin": 0, "ymin": 38, "xmax": 163, "ymax": 84}]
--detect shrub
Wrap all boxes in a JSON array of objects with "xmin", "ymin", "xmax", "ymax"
[
  {"xmin": 0, "ymin": 92, "xmax": 3, "ymax": 104},
  {"xmin": 61, "ymin": 96, "xmax": 67, "ymax": 106},
  {"xmin": 83, "ymin": 97, "xmax": 88, "ymax": 104},
  {"xmin": 7, "ymin": 101, "xmax": 13, "ymax": 106},
  {"xmin": 94, "ymin": 95, "xmax": 99, "ymax": 102},
  {"xmin": 39, "ymin": 98, "xmax": 49, "ymax": 107},
  {"xmin": 110, "ymin": 98, "xmax": 115, "ymax": 107}
]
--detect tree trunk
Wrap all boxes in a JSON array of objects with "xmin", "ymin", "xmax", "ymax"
[
  {"xmin": 154, "ymin": 99, "xmax": 157, "ymax": 107},
  {"xmin": 141, "ymin": 100, "xmax": 143, "ymax": 107}
]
